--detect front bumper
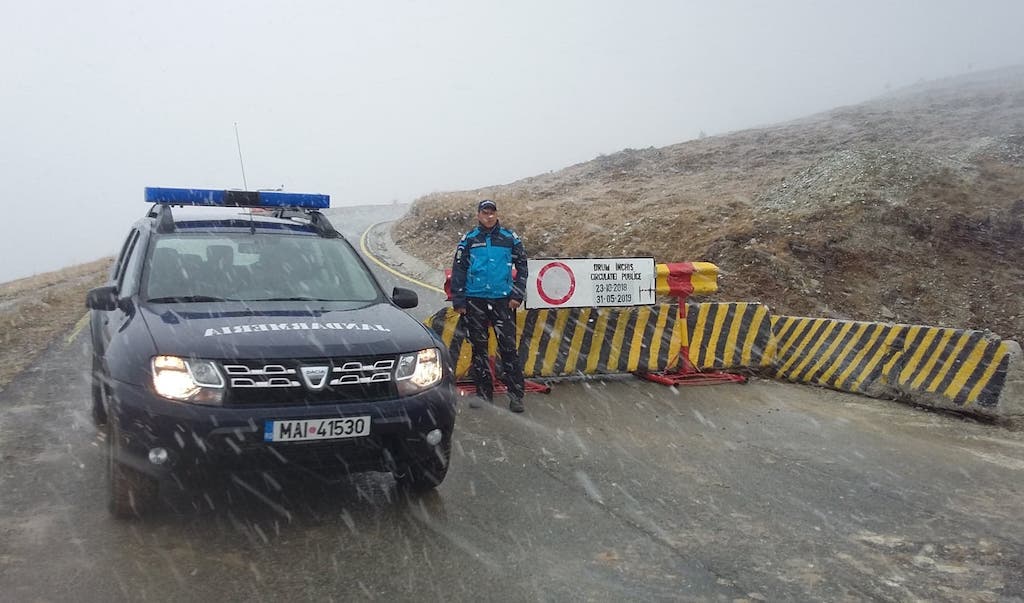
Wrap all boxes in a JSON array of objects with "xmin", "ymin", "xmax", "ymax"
[{"xmin": 107, "ymin": 378, "xmax": 457, "ymax": 480}]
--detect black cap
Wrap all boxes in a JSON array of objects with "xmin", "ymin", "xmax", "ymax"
[{"xmin": 478, "ymin": 199, "xmax": 497, "ymax": 212}]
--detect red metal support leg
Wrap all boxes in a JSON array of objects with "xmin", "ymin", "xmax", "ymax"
[
  {"xmin": 636, "ymin": 348, "xmax": 747, "ymax": 386},
  {"xmin": 456, "ymin": 356, "xmax": 551, "ymax": 398}
]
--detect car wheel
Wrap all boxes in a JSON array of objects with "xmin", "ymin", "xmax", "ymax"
[
  {"xmin": 91, "ymin": 354, "xmax": 108, "ymax": 428},
  {"xmin": 107, "ymin": 419, "xmax": 157, "ymax": 518},
  {"xmin": 395, "ymin": 435, "xmax": 452, "ymax": 493}
]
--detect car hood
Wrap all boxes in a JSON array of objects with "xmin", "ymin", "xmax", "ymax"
[{"xmin": 139, "ymin": 301, "xmax": 434, "ymax": 360}]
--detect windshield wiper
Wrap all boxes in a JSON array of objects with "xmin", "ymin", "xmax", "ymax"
[{"xmin": 147, "ymin": 295, "xmax": 233, "ymax": 303}]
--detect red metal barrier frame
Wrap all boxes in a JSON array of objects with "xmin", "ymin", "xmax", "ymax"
[
  {"xmin": 456, "ymin": 380, "xmax": 552, "ymax": 397},
  {"xmin": 636, "ymin": 288, "xmax": 748, "ymax": 387},
  {"xmin": 456, "ymin": 357, "xmax": 552, "ymax": 397},
  {"xmin": 636, "ymin": 346, "xmax": 747, "ymax": 386}
]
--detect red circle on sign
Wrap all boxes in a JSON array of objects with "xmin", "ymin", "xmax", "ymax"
[{"xmin": 536, "ymin": 262, "xmax": 576, "ymax": 305}]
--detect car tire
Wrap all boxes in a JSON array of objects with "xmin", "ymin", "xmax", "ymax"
[
  {"xmin": 396, "ymin": 436, "xmax": 452, "ymax": 493},
  {"xmin": 108, "ymin": 419, "xmax": 158, "ymax": 519},
  {"xmin": 91, "ymin": 354, "xmax": 108, "ymax": 428}
]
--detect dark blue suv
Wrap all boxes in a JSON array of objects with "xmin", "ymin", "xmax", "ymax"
[{"xmin": 87, "ymin": 188, "xmax": 456, "ymax": 517}]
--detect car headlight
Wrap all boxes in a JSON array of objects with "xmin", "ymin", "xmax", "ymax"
[
  {"xmin": 151, "ymin": 355, "xmax": 225, "ymax": 405},
  {"xmin": 395, "ymin": 348, "xmax": 443, "ymax": 395}
]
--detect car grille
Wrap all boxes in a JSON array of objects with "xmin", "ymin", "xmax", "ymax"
[{"xmin": 220, "ymin": 356, "xmax": 397, "ymax": 406}]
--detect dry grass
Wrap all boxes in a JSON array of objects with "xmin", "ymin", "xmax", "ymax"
[
  {"xmin": 0, "ymin": 258, "xmax": 112, "ymax": 391},
  {"xmin": 0, "ymin": 258, "xmax": 111, "ymax": 300}
]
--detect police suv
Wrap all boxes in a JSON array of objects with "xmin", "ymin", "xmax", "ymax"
[{"xmin": 87, "ymin": 188, "xmax": 456, "ymax": 517}]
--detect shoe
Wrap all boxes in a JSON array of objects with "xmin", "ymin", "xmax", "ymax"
[{"xmin": 508, "ymin": 396, "xmax": 524, "ymax": 413}]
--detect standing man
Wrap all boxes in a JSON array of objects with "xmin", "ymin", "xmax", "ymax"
[{"xmin": 451, "ymin": 199, "xmax": 529, "ymax": 413}]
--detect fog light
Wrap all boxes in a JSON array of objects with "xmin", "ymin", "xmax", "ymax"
[
  {"xmin": 148, "ymin": 447, "xmax": 169, "ymax": 465},
  {"xmin": 425, "ymin": 429, "xmax": 443, "ymax": 446}
]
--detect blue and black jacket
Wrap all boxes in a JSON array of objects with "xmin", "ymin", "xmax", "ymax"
[{"xmin": 451, "ymin": 221, "xmax": 528, "ymax": 307}]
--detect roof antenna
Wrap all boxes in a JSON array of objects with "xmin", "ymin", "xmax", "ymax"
[
  {"xmin": 234, "ymin": 122, "xmax": 249, "ymax": 191},
  {"xmin": 234, "ymin": 122, "xmax": 256, "ymax": 233}
]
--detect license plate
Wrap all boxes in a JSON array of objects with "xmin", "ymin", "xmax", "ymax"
[{"xmin": 263, "ymin": 416, "xmax": 371, "ymax": 442}]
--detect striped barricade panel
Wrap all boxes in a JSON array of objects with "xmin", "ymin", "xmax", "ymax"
[
  {"xmin": 886, "ymin": 326, "xmax": 1011, "ymax": 408},
  {"xmin": 769, "ymin": 316, "xmax": 1012, "ymax": 408},
  {"xmin": 424, "ymin": 304, "xmax": 684, "ymax": 378},
  {"xmin": 770, "ymin": 317, "xmax": 902, "ymax": 396},
  {"xmin": 684, "ymin": 302, "xmax": 775, "ymax": 370}
]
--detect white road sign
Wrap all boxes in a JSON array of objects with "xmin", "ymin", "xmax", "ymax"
[{"xmin": 525, "ymin": 258, "xmax": 656, "ymax": 309}]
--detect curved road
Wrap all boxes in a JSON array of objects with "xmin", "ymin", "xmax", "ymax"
[{"xmin": 1, "ymin": 205, "xmax": 1023, "ymax": 601}]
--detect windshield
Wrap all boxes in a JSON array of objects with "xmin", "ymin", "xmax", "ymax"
[{"xmin": 142, "ymin": 232, "xmax": 381, "ymax": 303}]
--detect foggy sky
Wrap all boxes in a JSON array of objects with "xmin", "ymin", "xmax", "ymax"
[{"xmin": 2, "ymin": 0, "xmax": 1023, "ymax": 282}]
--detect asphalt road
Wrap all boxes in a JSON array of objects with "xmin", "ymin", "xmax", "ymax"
[{"xmin": 1, "ymin": 206, "xmax": 1023, "ymax": 601}]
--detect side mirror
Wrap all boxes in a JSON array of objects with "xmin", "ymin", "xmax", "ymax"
[
  {"xmin": 86, "ymin": 286, "xmax": 119, "ymax": 311},
  {"xmin": 392, "ymin": 287, "xmax": 418, "ymax": 309}
]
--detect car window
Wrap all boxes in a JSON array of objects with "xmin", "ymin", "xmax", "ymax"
[
  {"xmin": 114, "ymin": 230, "xmax": 140, "ymax": 291},
  {"xmin": 110, "ymin": 229, "xmax": 138, "ymax": 282},
  {"xmin": 117, "ymin": 230, "xmax": 147, "ymax": 297},
  {"xmin": 143, "ymin": 232, "xmax": 382, "ymax": 302}
]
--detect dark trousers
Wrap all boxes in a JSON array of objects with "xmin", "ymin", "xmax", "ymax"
[{"xmin": 463, "ymin": 297, "xmax": 525, "ymax": 400}]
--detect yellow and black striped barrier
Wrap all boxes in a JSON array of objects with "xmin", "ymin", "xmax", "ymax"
[
  {"xmin": 424, "ymin": 304, "xmax": 684, "ymax": 379},
  {"xmin": 770, "ymin": 317, "xmax": 1012, "ymax": 409},
  {"xmin": 655, "ymin": 262, "xmax": 719, "ymax": 296},
  {"xmin": 684, "ymin": 302, "xmax": 776, "ymax": 370}
]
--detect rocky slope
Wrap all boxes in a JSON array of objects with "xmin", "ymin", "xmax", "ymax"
[{"xmin": 393, "ymin": 66, "xmax": 1024, "ymax": 341}]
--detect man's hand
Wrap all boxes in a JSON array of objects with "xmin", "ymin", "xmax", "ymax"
[
  {"xmin": 454, "ymin": 306, "xmax": 467, "ymax": 315},
  {"xmin": 508, "ymin": 299, "xmax": 521, "ymax": 310}
]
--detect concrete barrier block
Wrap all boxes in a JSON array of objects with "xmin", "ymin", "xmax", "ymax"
[
  {"xmin": 886, "ymin": 328, "xmax": 1014, "ymax": 417},
  {"xmin": 1000, "ymin": 340, "xmax": 1024, "ymax": 417},
  {"xmin": 892, "ymin": 338, "xmax": 1020, "ymax": 418},
  {"xmin": 769, "ymin": 316, "xmax": 1019, "ymax": 418}
]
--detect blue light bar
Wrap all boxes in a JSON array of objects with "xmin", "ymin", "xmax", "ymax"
[{"xmin": 145, "ymin": 187, "xmax": 329, "ymax": 209}]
